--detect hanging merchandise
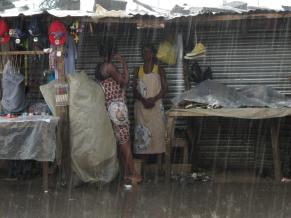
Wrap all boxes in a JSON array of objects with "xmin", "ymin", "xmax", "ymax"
[
  {"xmin": 48, "ymin": 20, "xmax": 67, "ymax": 46},
  {"xmin": 69, "ymin": 20, "xmax": 82, "ymax": 44},
  {"xmin": 184, "ymin": 42, "xmax": 206, "ymax": 60},
  {"xmin": 1, "ymin": 60, "xmax": 27, "ymax": 113},
  {"xmin": 9, "ymin": 28, "xmax": 27, "ymax": 45},
  {"xmin": 0, "ymin": 19, "xmax": 10, "ymax": 45},
  {"xmin": 156, "ymin": 34, "xmax": 177, "ymax": 65},
  {"xmin": 64, "ymin": 34, "xmax": 77, "ymax": 74},
  {"xmin": 190, "ymin": 61, "xmax": 213, "ymax": 83},
  {"xmin": 28, "ymin": 17, "xmax": 41, "ymax": 43},
  {"xmin": 0, "ymin": 20, "xmax": 10, "ymax": 72},
  {"xmin": 54, "ymin": 82, "xmax": 69, "ymax": 106},
  {"xmin": 8, "ymin": 18, "xmax": 28, "ymax": 46}
]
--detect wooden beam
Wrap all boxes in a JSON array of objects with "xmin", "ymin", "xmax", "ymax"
[{"xmin": 0, "ymin": 51, "xmax": 47, "ymax": 56}]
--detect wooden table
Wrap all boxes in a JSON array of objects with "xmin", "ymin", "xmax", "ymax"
[
  {"xmin": 0, "ymin": 115, "xmax": 59, "ymax": 192},
  {"xmin": 165, "ymin": 107, "xmax": 291, "ymax": 182}
]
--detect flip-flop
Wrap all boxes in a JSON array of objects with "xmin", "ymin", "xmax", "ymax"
[
  {"xmin": 281, "ymin": 177, "xmax": 291, "ymax": 183},
  {"xmin": 124, "ymin": 175, "xmax": 143, "ymax": 184}
]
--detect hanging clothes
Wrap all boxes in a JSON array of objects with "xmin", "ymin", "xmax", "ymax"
[
  {"xmin": 64, "ymin": 34, "xmax": 77, "ymax": 74},
  {"xmin": 1, "ymin": 60, "xmax": 26, "ymax": 113},
  {"xmin": 134, "ymin": 64, "xmax": 165, "ymax": 154},
  {"xmin": 0, "ymin": 43, "xmax": 11, "ymax": 112}
]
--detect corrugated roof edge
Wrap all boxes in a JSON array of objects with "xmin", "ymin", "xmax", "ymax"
[
  {"xmin": 0, "ymin": 9, "xmax": 95, "ymax": 18},
  {"xmin": 1, "ymin": 8, "xmax": 291, "ymax": 22}
]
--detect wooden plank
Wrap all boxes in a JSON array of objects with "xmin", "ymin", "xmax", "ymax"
[{"xmin": 0, "ymin": 51, "xmax": 47, "ymax": 55}]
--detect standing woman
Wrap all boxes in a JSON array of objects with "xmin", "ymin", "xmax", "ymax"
[
  {"xmin": 133, "ymin": 43, "xmax": 167, "ymax": 162},
  {"xmin": 95, "ymin": 38, "xmax": 142, "ymax": 183}
]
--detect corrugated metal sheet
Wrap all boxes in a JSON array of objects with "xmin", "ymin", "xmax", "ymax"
[
  {"xmin": 182, "ymin": 19, "xmax": 291, "ymax": 171},
  {"xmin": 76, "ymin": 23, "xmax": 184, "ymax": 111},
  {"xmin": 186, "ymin": 20, "xmax": 291, "ymax": 93},
  {"xmin": 76, "ymin": 20, "xmax": 291, "ymax": 172}
]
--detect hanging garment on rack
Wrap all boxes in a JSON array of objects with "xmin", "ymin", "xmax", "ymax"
[
  {"xmin": 0, "ymin": 43, "xmax": 10, "ymax": 72},
  {"xmin": 64, "ymin": 34, "xmax": 77, "ymax": 74},
  {"xmin": 1, "ymin": 61, "xmax": 26, "ymax": 113}
]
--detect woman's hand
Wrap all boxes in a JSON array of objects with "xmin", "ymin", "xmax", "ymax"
[
  {"xmin": 113, "ymin": 53, "xmax": 124, "ymax": 63},
  {"xmin": 141, "ymin": 98, "xmax": 155, "ymax": 109}
]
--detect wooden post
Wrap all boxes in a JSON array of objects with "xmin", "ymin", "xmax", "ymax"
[
  {"xmin": 42, "ymin": 162, "xmax": 49, "ymax": 193},
  {"xmin": 183, "ymin": 60, "xmax": 191, "ymax": 91},
  {"xmin": 271, "ymin": 119, "xmax": 282, "ymax": 182},
  {"xmin": 55, "ymin": 48, "xmax": 71, "ymax": 186},
  {"xmin": 165, "ymin": 116, "xmax": 175, "ymax": 178}
]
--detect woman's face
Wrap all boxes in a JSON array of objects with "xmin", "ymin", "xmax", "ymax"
[{"xmin": 143, "ymin": 47, "xmax": 153, "ymax": 62}]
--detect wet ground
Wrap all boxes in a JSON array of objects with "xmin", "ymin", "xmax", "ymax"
[{"xmin": 0, "ymin": 171, "xmax": 291, "ymax": 218}]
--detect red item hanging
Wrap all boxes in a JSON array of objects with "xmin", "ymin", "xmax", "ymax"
[
  {"xmin": 0, "ymin": 19, "xmax": 10, "ymax": 44},
  {"xmin": 48, "ymin": 20, "xmax": 67, "ymax": 46}
]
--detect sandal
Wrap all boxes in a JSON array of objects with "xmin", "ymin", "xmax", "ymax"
[
  {"xmin": 124, "ymin": 174, "xmax": 143, "ymax": 184},
  {"xmin": 281, "ymin": 177, "xmax": 291, "ymax": 183}
]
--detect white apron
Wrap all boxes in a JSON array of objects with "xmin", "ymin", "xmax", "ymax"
[{"xmin": 134, "ymin": 69, "xmax": 165, "ymax": 154}]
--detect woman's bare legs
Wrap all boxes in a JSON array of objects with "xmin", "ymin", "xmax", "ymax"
[{"xmin": 120, "ymin": 140, "xmax": 142, "ymax": 183}]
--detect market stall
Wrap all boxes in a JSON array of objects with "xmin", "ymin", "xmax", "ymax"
[
  {"xmin": 165, "ymin": 79, "xmax": 291, "ymax": 181},
  {"xmin": 0, "ymin": 115, "xmax": 59, "ymax": 191},
  {"xmin": 165, "ymin": 107, "xmax": 291, "ymax": 181}
]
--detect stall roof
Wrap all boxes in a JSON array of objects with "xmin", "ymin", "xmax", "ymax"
[
  {"xmin": 1, "ymin": 0, "xmax": 291, "ymax": 23},
  {"xmin": 0, "ymin": 0, "xmax": 95, "ymax": 17}
]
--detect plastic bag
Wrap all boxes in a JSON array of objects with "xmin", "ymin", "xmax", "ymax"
[
  {"xmin": 156, "ymin": 37, "xmax": 177, "ymax": 65},
  {"xmin": 1, "ymin": 61, "xmax": 26, "ymax": 113},
  {"xmin": 190, "ymin": 61, "xmax": 213, "ymax": 83},
  {"xmin": 40, "ymin": 72, "xmax": 119, "ymax": 183}
]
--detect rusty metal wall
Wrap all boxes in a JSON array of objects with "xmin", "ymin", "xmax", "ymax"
[
  {"xmin": 182, "ymin": 19, "xmax": 291, "ymax": 171},
  {"xmin": 75, "ymin": 23, "xmax": 184, "ymax": 114},
  {"xmin": 76, "ymin": 20, "xmax": 291, "ymax": 172}
]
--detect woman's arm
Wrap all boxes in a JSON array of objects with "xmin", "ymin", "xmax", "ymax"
[
  {"xmin": 133, "ymin": 67, "xmax": 143, "ymax": 101},
  {"xmin": 108, "ymin": 54, "xmax": 129, "ymax": 86}
]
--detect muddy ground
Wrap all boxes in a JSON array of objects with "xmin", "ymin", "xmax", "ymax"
[{"xmin": 0, "ymin": 170, "xmax": 290, "ymax": 218}]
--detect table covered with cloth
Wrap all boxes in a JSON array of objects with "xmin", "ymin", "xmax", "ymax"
[{"xmin": 0, "ymin": 115, "xmax": 59, "ymax": 162}]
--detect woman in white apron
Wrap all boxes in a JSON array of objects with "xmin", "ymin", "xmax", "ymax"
[{"xmin": 133, "ymin": 43, "xmax": 167, "ymax": 162}]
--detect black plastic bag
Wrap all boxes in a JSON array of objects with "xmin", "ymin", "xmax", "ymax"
[{"xmin": 190, "ymin": 61, "xmax": 213, "ymax": 83}]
